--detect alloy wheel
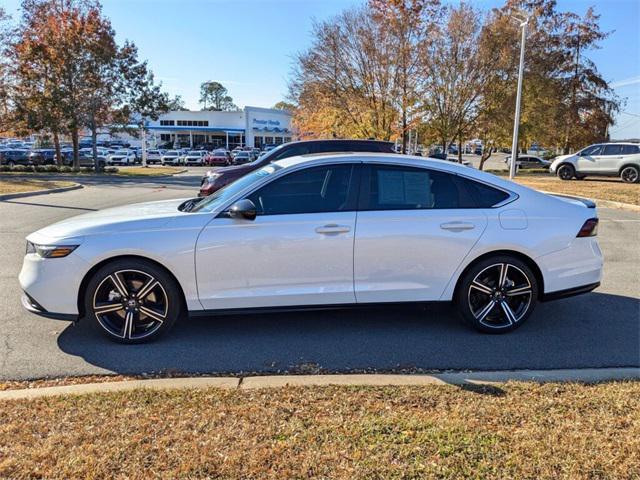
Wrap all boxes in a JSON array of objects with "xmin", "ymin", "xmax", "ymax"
[
  {"xmin": 467, "ymin": 263, "xmax": 533, "ymax": 329},
  {"xmin": 621, "ymin": 166, "xmax": 639, "ymax": 183},
  {"xmin": 557, "ymin": 165, "xmax": 574, "ymax": 180},
  {"xmin": 92, "ymin": 269, "xmax": 168, "ymax": 340}
]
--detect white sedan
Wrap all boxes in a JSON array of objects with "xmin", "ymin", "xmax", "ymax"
[{"xmin": 19, "ymin": 154, "xmax": 603, "ymax": 343}]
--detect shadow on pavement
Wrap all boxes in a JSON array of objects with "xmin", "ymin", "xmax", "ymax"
[{"xmin": 57, "ymin": 292, "xmax": 640, "ymax": 377}]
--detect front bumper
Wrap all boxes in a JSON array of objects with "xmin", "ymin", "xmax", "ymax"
[
  {"xmin": 21, "ymin": 292, "xmax": 78, "ymax": 321},
  {"xmin": 19, "ymin": 251, "xmax": 88, "ymax": 316}
]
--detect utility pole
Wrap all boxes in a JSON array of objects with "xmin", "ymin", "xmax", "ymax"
[{"xmin": 510, "ymin": 16, "xmax": 529, "ymax": 180}]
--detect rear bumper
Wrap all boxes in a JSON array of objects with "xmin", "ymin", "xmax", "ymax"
[
  {"xmin": 536, "ymin": 237, "xmax": 603, "ymax": 296},
  {"xmin": 541, "ymin": 282, "xmax": 600, "ymax": 302}
]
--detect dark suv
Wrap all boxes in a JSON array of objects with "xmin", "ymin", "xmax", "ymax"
[
  {"xmin": 0, "ymin": 149, "xmax": 31, "ymax": 167},
  {"xmin": 199, "ymin": 139, "xmax": 395, "ymax": 196}
]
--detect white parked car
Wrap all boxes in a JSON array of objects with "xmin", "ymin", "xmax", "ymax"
[
  {"xmin": 106, "ymin": 149, "xmax": 136, "ymax": 165},
  {"xmin": 183, "ymin": 151, "xmax": 207, "ymax": 165},
  {"xmin": 550, "ymin": 143, "xmax": 640, "ymax": 183},
  {"xmin": 161, "ymin": 150, "xmax": 182, "ymax": 165},
  {"xmin": 20, "ymin": 154, "xmax": 602, "ymax": 343},
  {"xmin": 145, "ymin": 149, "xmax": 164, "ymax": 165}
]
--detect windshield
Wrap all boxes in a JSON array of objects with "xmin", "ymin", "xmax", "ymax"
[
  {"xmin": 166, "ymin": 150, "xmax": 179, "ymax": 155},
  {"xmin": 191, "ymin": 164, "xmax": 282, "ymax": 213}
]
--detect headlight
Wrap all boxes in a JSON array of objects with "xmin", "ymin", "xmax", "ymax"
[{"xmin": 26, "ymin": 241, "xmax": 78, "ymax": 258}]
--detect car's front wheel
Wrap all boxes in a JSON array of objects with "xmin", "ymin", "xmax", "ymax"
[
  {"xmin": 620, "ymin": 165, "xmax": 640, "ymax": 183},
  {"xmin": 84, "ymin": 259, "xmax": 183, "ymax": 343},
  {"xmin": 557, "ymin": 164, "xmax": 575, "ymax": 180},
  {"xmin": 456, "ymin": 255, "xmax": 538, "ymax": 333}
]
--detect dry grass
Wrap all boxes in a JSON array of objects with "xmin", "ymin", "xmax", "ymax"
[
  {"xmin": 0, "ymin": 178, "xmax": 75, "ymax": 195},
  {"xmin": 513, "ymin": 175, "xmax": 640, "ymax": 205},
  {"xmin": 115, "ymin": 166, "xmax": 185, "ymax": 176},
  {"xmin": 1, "ymin": 381, "xmax": 638, "ymax": 479}
]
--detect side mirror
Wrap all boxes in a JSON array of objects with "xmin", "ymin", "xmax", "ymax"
[{"xmin": 228, "ymin": 199, "xmax": 257, "ymax": 220}]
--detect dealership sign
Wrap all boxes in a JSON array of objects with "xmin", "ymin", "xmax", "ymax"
[{"xmin": 253, "ymin": 119, "xmax": 281, "ymax": 126}]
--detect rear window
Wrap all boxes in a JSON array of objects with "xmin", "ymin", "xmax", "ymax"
[
  {"xmin": 621, "ymin": 145, "xmax": 640, "ymax": 155},
  {"xmin": 456, "ymin": 176, "xmax": 510, "ymax": 207}
]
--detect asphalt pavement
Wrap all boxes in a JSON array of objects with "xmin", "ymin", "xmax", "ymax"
[{"xmin": 0, "ymin": 171, "xmax": 638, "ymax": 380}]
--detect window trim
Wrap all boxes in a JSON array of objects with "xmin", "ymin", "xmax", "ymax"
[{"xmin": 358, "ymin": 163, "xmax": 517, "ymax": 211}]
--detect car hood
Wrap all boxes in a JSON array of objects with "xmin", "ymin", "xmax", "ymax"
[
  {"xmin": 551, "ymin": 154, "xmax": 573, "ymax": 164},
  {"xmin": 29, "ymin": 198, "xmax": 191, "ymax": 241}
]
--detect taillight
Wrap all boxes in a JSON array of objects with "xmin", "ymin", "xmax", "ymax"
[{"xmin": 577, "ymin": 218, "xmax": 598, "ymax": 237}]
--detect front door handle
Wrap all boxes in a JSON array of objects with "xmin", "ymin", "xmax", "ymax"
[
  {"xmin": 440, "ymin": 222, "xmax": 475, "ymax": 232},
  {"xmin": 315, "ymin": 224, "xmax": 351, "ymax": 234}
]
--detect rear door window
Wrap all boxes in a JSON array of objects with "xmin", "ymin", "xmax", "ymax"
[
  {"xmin": 359, "ymin": 165, "xmax": 478, "ymax": 210},
  {"xmin": 602, "ymin": 144, "xmax": 625, "ymax": 156}
]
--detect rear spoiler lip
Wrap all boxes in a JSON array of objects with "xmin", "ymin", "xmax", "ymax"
[{"xmin": 546, "ymin": 192, "xmax": 596, "ymax": 209}]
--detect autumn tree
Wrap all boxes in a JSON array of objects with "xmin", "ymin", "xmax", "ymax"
[
  {"xmin": 167, "ymin": 94, "xmax": 188, "ymax": 111},
  {"xmin": 199, "ymin": 81, "xmax": 237, "ymax": 111},
  {"xmin": 12, "ymin": 0, "xmax": 170, "ymax": 170},
  {"xmin": 273, "ymin": 100, "xmax": 296, "ymax": 112},
  {"xmin": 0, "ymin": 7, "xmax": 13, "ymax": 135},
  {"xmin": 371, "ymin": 0, "xmax": 440, "ymax": 153},
  {"xmin": 289, "ymin": 7, "xmax": 400, "ymax": 140},
  {"xmin": 421, "ymin": 2, "xmax": 494, "ymax": 161}
]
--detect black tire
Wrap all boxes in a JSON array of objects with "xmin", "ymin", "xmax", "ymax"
[
  {"xmin": 455, "ymin": 255, "xmax": 538, "ymax": 334},
  {"xmin": 620, "ymin": 165, "xmax": 640, "ymax": 184},
  {"xmin": 7, "ymin": 160, "xmax": 15, "ymax": 168},
  {"xmin": 84, "ymin": 258, "xmax": 183, "ymax": 343},
  {"xmin": 557, "ymin": 164, "xmax": 575, "ymax": 180}
]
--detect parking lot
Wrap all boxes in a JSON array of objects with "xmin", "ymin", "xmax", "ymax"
[{"xmin": 0, "ymin": 170, "xmax": 638, "ymax": 380}]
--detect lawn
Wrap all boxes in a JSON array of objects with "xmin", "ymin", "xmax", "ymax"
[
  {"xmin": 1, "ymin": 381, "xmax": 638, "ymax": 479},
  {"xmin": 512, "ymin": 175, "xmax": 640, "ymax": 206},
  {"xmin": 0, "ymin": 178, "xmax": 75, "ymax": 195}
]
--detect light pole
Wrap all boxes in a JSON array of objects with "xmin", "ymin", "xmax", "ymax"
[{"xmin": 509, "ymin": 15, "xmax": 529, "ymax": 180}]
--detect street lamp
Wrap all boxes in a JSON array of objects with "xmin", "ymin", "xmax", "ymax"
[{"xmin": 509, "ymin": 14, "xmax": 529, "ymax": 180}]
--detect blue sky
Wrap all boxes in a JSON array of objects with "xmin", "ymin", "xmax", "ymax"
[{"xmin": 4, "ymin": 0, "xmax": 639, "ymax": 138}]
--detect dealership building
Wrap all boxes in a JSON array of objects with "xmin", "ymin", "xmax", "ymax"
[{"xmin": 140, "ymin": 106, "xmax": 293, "ymax": 150}]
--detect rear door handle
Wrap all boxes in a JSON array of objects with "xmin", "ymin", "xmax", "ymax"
[
  {"xmin": 440, "ymin": 222, "xmax": 475, "ymax": 232},
  {"xmin": 315, "ymin": 224, "xmax": 351, "ymax": 234}
]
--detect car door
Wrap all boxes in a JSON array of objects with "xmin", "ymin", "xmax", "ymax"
[
  {"xmin": 195, "ymin": 163, "xmax": 360, "ymax": 310},
  {"xmin": 576, "ymin": 144, "xmax": 603, "ymax": 173},
  {"xmin": 599, "ymin": 144, "xmax": 625, "ymax": 173},
  {"xmin": 354, "ymin": 163, "xmax": 488, "ymax": 303}
]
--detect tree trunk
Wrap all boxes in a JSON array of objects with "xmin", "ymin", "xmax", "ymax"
[
  {"xmin": 53, "ymin": 130, "xmax": 62, "ymax": 167},
  {"xmin": 401, "ymin": 110, "xmax": 408, "ymax": 154},
  {"xmin": 91, "ymin": 125, "xmax": 102, "ymax": 173},
  {"xmin": 457, "ymin": 131, "xmax": 463, "ymax": 164},
  {"xmin": 71, "ymin": 128, "xmax": 80, "ymax": 170}
]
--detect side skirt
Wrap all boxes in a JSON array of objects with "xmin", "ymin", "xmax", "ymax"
[{"xmin": 188, "ymin": 301, "xmax": 450, "ymax": 318}]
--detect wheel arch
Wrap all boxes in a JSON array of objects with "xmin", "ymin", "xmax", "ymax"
[
  {"xmin": 452, "ymin": 250, "xmax": 545, "ymax": 302},
  {"xmin": 77, "ymin": 254, "xmax": 187, "ymax": 320},
  {"xmin": 618, "ymin": 163, "xmax": 640, "ymax": 174}
]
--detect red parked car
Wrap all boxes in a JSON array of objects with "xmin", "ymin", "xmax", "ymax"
[
  {"xmin": 204, "ymin": 150, "xmax": 232, "ymax": 166},
  {"xmin": 198, "ymin": 139, "xmax": 395, "ymax": 197}
]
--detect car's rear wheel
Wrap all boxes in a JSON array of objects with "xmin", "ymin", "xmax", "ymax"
[
  {"xmin": 557, "ymin": 164, "xmax": 575, "ymax": 180},
  {"xmin": 84, "ymin": 259, "xmax": 183, "ymax": 343},
  {"xmin": 620, "ymin": 165, "xmax": 639, "ymax": 183},
  {"xmin": 456, "ymin": 255, "xmax": 538, "ymax": 333}
]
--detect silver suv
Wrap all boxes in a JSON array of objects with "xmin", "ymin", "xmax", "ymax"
[{"xmin": 550, "ymin": 143, "xmax": 640, "ymax": 183}]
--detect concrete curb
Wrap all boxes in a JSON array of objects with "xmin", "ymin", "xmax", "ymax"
[
  {"xmin": 0, "ymin": 183, "xmax": 83, "ymax": 201},
  {"xmin": 594, "ymin": 198, "xmax": 640, "ymax": 212},
  {"xmin": 1, "ymin": 367, "xmax": 637, "ymax": 400}
]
